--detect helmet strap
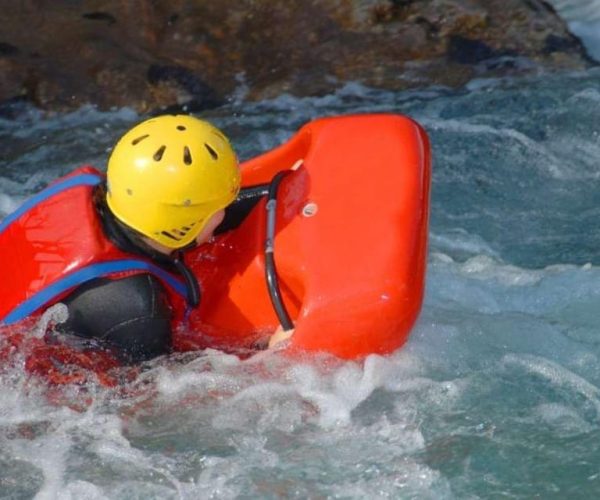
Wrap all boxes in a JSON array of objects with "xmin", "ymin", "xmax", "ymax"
[
  {"xmin": 173, "ymin": 252, "xmax": 201, "ymax": 308},
  {"xmin": 95, "ymin": 185, "xmax": 201, "ymax": 308}
]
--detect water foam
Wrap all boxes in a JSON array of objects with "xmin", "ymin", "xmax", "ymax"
[
  {"xmin": 549, "ymin": 0, "xmax": 600, "ymax": 60},
  {"xmin": 1, "ymin": 66, "xmax": 600, "ymax": 497}
]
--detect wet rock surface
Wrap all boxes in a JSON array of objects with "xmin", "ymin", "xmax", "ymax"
[{"xmin": 0, "ymin": 0, "xmax": 593, "ymax": 113}]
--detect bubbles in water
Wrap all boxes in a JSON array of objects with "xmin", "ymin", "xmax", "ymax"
[
  {"xmin": 33, "ymin": 303, "xmax": 69, "ymax": 339},
  {"xmin": 1, "ymin": 61, "xmax": 600, "ymax": 497}
]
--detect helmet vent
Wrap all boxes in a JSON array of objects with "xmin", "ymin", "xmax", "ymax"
[
  {"xmin": 160, "ymin": 231, "xmax": 180, "ymax": 241},
  {"xmin": 205, "ymin": 143, "xmax": 218, "ymax": 160},
  {"xmin": 153, "ymin": 145, "xmax": 166, "ymax": 161},
  {"xmin": 160, "ymin": 225, "xmax": 193, "ymax": 241},
  {"xmin": 183, "ymin": 146, "xmax": 192, "ymax": 165},
  {"xmin": 177, "ymin": 125, "xmax": 186, "ymax": 131},
  {"xmin": 131, "ymin": 134, "xmax": 149, "ymax": 145}
]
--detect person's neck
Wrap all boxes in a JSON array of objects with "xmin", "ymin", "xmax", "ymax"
[{"xmin": 141, "ymin": 237, "xmax": 175, "ymax": 256}]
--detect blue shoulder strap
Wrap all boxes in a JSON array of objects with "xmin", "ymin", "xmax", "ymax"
[
  {"xmin": 0, "ymin": 172, "xmax": 188, "ymax": 325},
  {"xmin": 2, "ymin": 259, "xmax": 188, "ymax": 325}
]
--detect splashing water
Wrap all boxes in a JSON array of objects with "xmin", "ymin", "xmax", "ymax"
[
  {"xmin": 1, "ymin": 64, "xmax": 600, "ymax": 498},
  {"xmin": 549, "ymin": 0, "xmax": 600, "ymax": 61}
]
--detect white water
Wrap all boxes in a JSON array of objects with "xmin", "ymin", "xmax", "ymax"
[
  {"xmin": 2, "ymin": 11, "xmax": 600, "ymax": 497},
  {"xmin": 549, "ymin": 0, "xmax": 600, "ymax": 60}
]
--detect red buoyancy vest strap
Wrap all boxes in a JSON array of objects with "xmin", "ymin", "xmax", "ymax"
[{"xmin": 0, "ymin": 167, "xmax": 188, "ymax": 325}]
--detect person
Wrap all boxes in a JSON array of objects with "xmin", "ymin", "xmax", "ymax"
[{"xmin": 0, "ymin": 114, "xmax": 242, "ymax": 362}]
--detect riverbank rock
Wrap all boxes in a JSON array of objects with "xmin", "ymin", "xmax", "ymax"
[{"xmin": 0, "ymin": 0, "xmax": 593, "ymax": 112}]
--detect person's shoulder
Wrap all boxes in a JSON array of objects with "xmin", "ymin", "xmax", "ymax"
[
  {"xmin": 64, "ymin": 273, "xmax": 170, "ymax": 320},
  {"xmin": 114, "ymin": 274, "xmax": 171, "ymax": 314},
  {"xmin": 60, "ymin": 273, "xmax": 173, "ymax": 361}
]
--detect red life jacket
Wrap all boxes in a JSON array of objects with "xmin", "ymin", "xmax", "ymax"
[{"xmin": 0, "ymin": 166, "xmax": 189, "ymax": 326}]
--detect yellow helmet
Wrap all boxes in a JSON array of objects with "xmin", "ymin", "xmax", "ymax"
[{"xmin": 106, "ymin": 115, "xmax": 240, "ymax": 249}]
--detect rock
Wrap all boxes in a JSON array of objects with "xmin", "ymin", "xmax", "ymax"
[{"xmin": 0, "ymin": 0, "xmax": 593, "ymax": 113}]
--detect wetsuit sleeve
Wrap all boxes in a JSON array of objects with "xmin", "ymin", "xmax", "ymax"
[
  {"xmin": 58, "ymin": 273, "xmax": 172, "ymax": 362},
  {"xmin": 215, "ymin": 183, "xmax": 269, "ymax": 234}
]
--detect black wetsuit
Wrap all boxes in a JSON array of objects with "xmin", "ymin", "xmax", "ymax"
[
  {"xmin": 58, "ymin": 184, "xmax": 268, "ymax": 363},
  {"xmin": 58, "ymin": 273, "xmax": 173, "ymax": 362}
]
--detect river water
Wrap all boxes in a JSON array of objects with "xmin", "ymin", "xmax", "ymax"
[
  {"xmin": 2, "ymin": 7, "xmax": 600, "ymax": 500},
  {"xmin": 550, "ymin": 0, "xmax": 600, "ymax": 60}
]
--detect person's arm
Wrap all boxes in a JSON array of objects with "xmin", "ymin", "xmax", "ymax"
[
  {"xmin": 58, "ymin": 274, "xmax": 172, "ymax": 363},
  {"xmin": 214, "ymin": 184, "xmax": 269, "ymax": 234}
]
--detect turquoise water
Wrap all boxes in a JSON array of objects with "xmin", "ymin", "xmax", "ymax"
[
  {"xmin": 549, "ymin": 0, "xmax": 600, "ymax": 60},
  {"xmin": 2, "ymin": 64, "xmax": 600, "ymax": 500}
]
